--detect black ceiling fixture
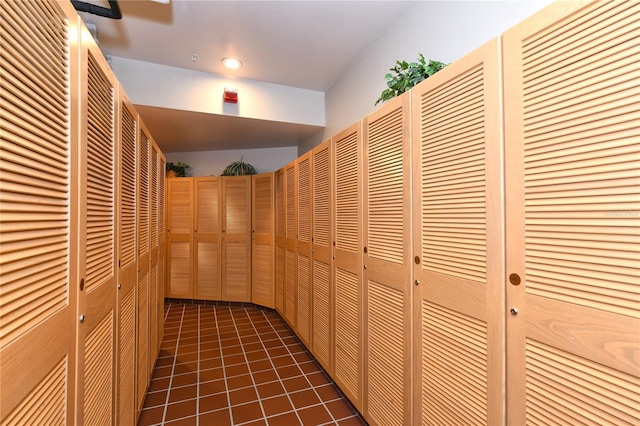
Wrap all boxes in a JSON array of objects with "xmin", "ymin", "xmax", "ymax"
[{"xmin": 71, "ymin": 0, "xmax": 122, "ymax": 19}]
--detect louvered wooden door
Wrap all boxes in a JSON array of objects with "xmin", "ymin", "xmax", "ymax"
[
  {"xmin": 252, "ymin": 173, "xmax": 275, "ymax": 308},
  {"xmin": 412, "ymin": 38, "xmax": 505, "ymax": 425},
  {"xmin": 137, "ymin": 127, "xmax": 152, "ymax": 410},
  {"xmin": 503, "ymin": 1, "xmax": 640, "ymax": 423},
  {"xmin": 166, "ymin": 178, "xmax": 194, "ymax": 298},
  {"xmin": 0, "ymin": 1, "xmax": 78, "ymax": 422},
  {"xmin": 221, "ymin": 176, "xmax": 252, "ymax": 302},
  {"xmin": 275, "ymin": 169, "xmax": 286, "ymax": 315},
  {"xmin": 332, "ymin": 122, "xmax": 364, "ymax": 410},
  {"xmin": 284, "ymin": 162, "xmax": 298, "ymax": 327},
  {"xmin": 297, "ymin": 154, "xmax": 312, "ymax": 346},
  {"xmin": 194, "ymin": 177, "xmax": 221, "ymax": 300},
  {"xmin": 156, "ymin": 151, "xmax": 166, "ymax": 353},
  {"xmin": 363, "ymin": 92, "xmax": 412, "ymax": 425},
  {"xmin": 311, "ymin": 140, "xmax": 334, "ymax": 374},
  {"xmin": 148, "ymin": 142, "xmax": 160, "ymax": 376},
  {"xmin": 77, "ymin": 36, "xmax": 118, "ymax": 425},
  {"xmin": 118, "ymin": 93, "xmax": 138, "ymax": 426}
]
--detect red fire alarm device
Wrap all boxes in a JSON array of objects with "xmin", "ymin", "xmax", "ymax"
[{"xmin": 223, "ymin": 87, "xmax": 238, "ymax": 103}]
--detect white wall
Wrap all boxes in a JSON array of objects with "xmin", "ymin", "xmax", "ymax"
[
  {"xmin": 111, "ymin": 57, "xmax": 325, "ymax": 127},
  {"xmin": 165, "ymin": 146, "xmax": 298, "ymax": 177},
  {"xmin": 299, "ymin": 0, "xmax": 552, "ymax": 155}
]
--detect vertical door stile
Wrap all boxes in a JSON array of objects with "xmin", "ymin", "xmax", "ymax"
[
  {"xmin": 332, "ymin": 121, "xmax": 364, "ymax": 411},
  {"xmin": 363, "ymin": 91, "xmax": 413, "ymax": 425},
  {"xmin": 296, "ymin": 154, "xmax": 312, "ymax": 347},
  {"xmin": 284, "ymin": 161, "xmax": 298, "ymax": 328},
  {"xmin": 311, "ymin": 140, "xmax": 334, "ymax": 375},
  {"xmin": 252, "ymin": 173, "xmax": 276, "ymax": 308},
  {"xmin": 504, "ymin": 1, "xmax": 640, "ymax": 423},
  {"xmin": 412, "ymin": 38, "xmax": 505, "ymax": 425},
  {"xmin": 275, "ymin": 169, "xmax": 286, "ymax": 315}
]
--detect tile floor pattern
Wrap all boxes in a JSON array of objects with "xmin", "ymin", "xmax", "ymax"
[{"xmin": 138, "ymin": 302, "xmax": 367, "ymax": 426}]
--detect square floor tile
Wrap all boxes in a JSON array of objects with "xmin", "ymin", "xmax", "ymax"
[
  {"xmin": 266, "ymin": 411, "xmax": 301, "ymax": 426},
  {"xmin": 296, "ymin": 404, "xmax": 333, "ymax": 425},
  {"xmin": 231, "ymin": 401, "xmax": 263, "ymax": 424},
  {"xmin": 260, "ymin": 395, "xmax": 293, "ymax": 417},
  {"xmin": 229, "ymin": 386, "xmax": 258, "ymax": 405},
  {"xmin": 288, "ymin": 389, "xmax": 320, "ymax": 409},
  {"xmin": 256, "ymin": 381, "xmax": 286, "ymax": 399},
  {"xmin": 199, "ymin": 408, "xmax": 231, "ymax": 426}
]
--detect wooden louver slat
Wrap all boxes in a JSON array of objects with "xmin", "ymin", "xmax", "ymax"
[
  {"xmin": 0, "ymin": 0, "xmax": 70, "ymax": 349},
  {"xmin": 120, "ymin": 106, "xmax": 136, "ymax": 268},
  {"xmin": 85, "ymin": 54, "xmax": 115, "ymax": 294}
]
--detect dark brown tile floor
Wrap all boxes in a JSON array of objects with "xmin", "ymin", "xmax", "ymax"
[{"xmin": 138, "ymin": 302, "xmax": 367, "ymax": 426}]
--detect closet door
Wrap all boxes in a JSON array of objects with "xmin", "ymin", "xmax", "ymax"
[
  {"xmin": 156, "ymin": 152, "xmax": 166, "ymax": 349},
  {"xmin": 0, "ymin": 1, "xmax": 78, "ymax": 422},
  {"xmin": 118, "ymin": 93, "xmax": 138, "ymax": 426},
  {"xmin": 363, "ymin": 92, "xmax": 412, "ymax": 425},
  {"xmin": 166, "ymin": 178, "xmax": 193, "ymax": 299},
  {"xmin": 137, "ymin": 126, "xmax": 152, "ymax": 410},
  {"xmin": 194, "ymin": 177, "xmax": 221, "ymax": 300},
  {"xmin": 296, "ymin": 154, "xmax": 312, "ymax": 346},
  {"xmin": 332, "ymin": 122, "xmax": 364, "ymax": 410},
  {"xmin": 284, "ymin": 161, "xmax": 298, "ymax": 327},
  {"xmin": 252, "ymin": 173, "xmax": 275, "ymax": 308},
  {"xmin": 504, "ymin": 2, "xmax": 640, "ymax": 423},
  {"xmin": 311, "ymin": 140, "xmax": 333, "ymax": 374},
  {"xmin": 77, "ymin": 37, "xmax": 118, "ymax": 424},
  {"xmin": 148, "ymin": 143, "xmax": 160, "ymax": 372},
  {"xmin": 221, "ymin": 176, "xmax": 252, "ymax": 302},
  {"xmin": 412, "ymin": 39, "xmax": 505, "ymax": 425},
  {"xmin": 275, "ymin": 169, "xmax": 286, "ymax": 315}
]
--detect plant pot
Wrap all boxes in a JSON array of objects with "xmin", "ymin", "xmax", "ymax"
[{"xmin": 167, "ymin": 170, "xmax": 178, "ymax": 178}]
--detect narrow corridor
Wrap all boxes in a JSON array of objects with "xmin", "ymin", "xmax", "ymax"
[{"xmin": 138, "ymin": 302, "xmax": 367, "ymax": 425}]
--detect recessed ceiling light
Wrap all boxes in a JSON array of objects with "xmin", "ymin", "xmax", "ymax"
[{"xmin": 222, "ymin": 57, "xmax": 242, "ymax": 69}]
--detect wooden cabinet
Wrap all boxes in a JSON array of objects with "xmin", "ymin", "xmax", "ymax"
[
  {"xmin": 194, "ymin": 177, "xmax": 222, "ymax": 299},
  {"xmin": 412, "ymin": 38, "xmax": 505, "ymax": 425},
  {"xmin": 0, "ymin": 1, "xmax": 165, "ymax": 423},
  {"xmin": 275, "ymin": 169, "xmax": 286, "ymax": 315},
  {"xmin": 503, "ymin": 1, "xmax": 640, "ymax": 423},
  {"xmin": 166, "ymin": 176, "xmax": 252, "ymax": 302},
  {"xmin": 332, "ymin": 122, "xmax": 364, "ymax": 411},
  {"xmin": 363, "ymin": 92, "xmax": 412, "ymax": 425},
  {"xmin": 221, "ymin": 176, "xmax": 252, "ymax": 302},
  {"xmin": 311, "ymin": 140, "xmax": 334, "ymax": 374},
  {"xmin": 296, "ymin": 154, "xmax": 312, "ymax": 347},
  {"xmin": 252, "ymin": 173, "xmax": 275, "ymax": 308}
]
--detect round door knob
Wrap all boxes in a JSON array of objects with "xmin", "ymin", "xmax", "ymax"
[
  {"xmin": 79, "ymin": 314, "xmax": 85, "ymax": 323},
  {"xmin": 510, "ymin": 308, "xmax": 519, "ymax": 315}
]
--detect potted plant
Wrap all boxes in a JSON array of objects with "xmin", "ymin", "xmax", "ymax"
[
  {"xmin": 375, "ymin": 54, "xmax": 448, "ymax": 105},
  {"xmin": 221, "ymin": 157, "xmax": 256, "ymax": 176},
  {"xmin": 166, "ymin": 162, "xmax": 190, "ymax": 177}
]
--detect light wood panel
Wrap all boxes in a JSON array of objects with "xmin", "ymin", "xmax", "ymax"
[
  {"xmin": 166, "ymin": 178, "xmax": 194, "ymax": 298},
  {"xmin": 275, "ymin": 169, "xmax": 286, "ymax": 315},
  {"xmin": 78, "ymin": 38, "xmax": 118, "ymax": 425},
  {"xmin": 504, "ymin": 1, "xmax": 640, "ymax": 423},
  {"xmin": 363, "ymin": 91, "xmax": 412, "ymax": 425},
  {"xmin": 118, "ymin": 92, "xmax": 138, "ymax": 426},
  {"xmin": 252, "ymin": 173, "xmax": 275, "ymax": 308},
  {"xmin": 296, "ymin": 154, "xmax": 312, "ymax": 346},
  {"xmin": 0, "ymin": 1, "xmax": 78, "ymax": 422},
  {"xmin": 194, "ymin": 177, "xmax": 221, "ymax": 300},
  {"xmin": 332, "ymin": 122, "xmax": 364, "ymax": 411},
  {"xmin": 412, "ymin": 38, "xmax": 505, "ymax": 425},
  {"xmin": 222, "ymin": 176, "xmax": 252, "ymax": 302},
  {"xmin": 137, "ymin": 125, "xmax": 152, "ymax": 411},
  {"xmin": 311, "ymin": 140, "xmax": 333, "ymax": 375},
  {"xmin": 284, "ymin": 161, "xmax": 297, "ymax": 327}
]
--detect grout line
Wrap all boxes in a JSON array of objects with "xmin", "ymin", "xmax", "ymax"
[
  {"xmin": 161, "ymin": 303, "xmax": 184, "ymax": 425},
  {"xmin": 214, "ymin": 305, "xmax": 234, "ymax": 425},
  {"xmin": 231, "ymin": 306, "xmax": 267, "ymax": 421},
  {"xmin": 195, "ymin": 305, "xmax": 200, "ymax": 426},
  {"xmin": 252, "ymin": 308, "xmax": 306, "ymax": 425}
]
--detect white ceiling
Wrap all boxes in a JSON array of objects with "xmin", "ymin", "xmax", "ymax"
[{"xmin": 77, "ymin": 0, "xmax": 411, "ymax": 152}]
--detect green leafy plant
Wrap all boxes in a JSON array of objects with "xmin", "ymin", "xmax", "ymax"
[
  {"xmin": 221, "ymin": 157, "xmax": 256, "ymax": 176},
  {"xmin": 166, "ymin": 161, "xmax": 190, "ymax": 177},
  {"xmin": 375, "ymin": 54, "xmax": 448, "ymax": 105}
]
